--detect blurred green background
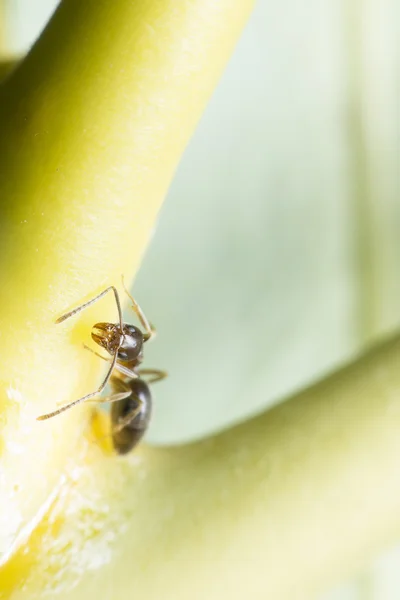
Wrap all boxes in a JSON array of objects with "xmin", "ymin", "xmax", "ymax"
[{"xmin": 2, "ymin": 0, "xmax": 399, "ymax": 597}]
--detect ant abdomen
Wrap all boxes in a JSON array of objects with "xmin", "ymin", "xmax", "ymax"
[{"xmin": 111, "ymin": 378, "xmax": 152, "ymax": 455}]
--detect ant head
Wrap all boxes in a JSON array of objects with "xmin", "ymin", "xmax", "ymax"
[{"xmin": 91, "ymin": 322, "xmax": 144, "ymax": 362}]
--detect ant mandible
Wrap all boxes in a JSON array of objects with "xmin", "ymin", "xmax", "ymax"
[{"xmin": 37, "ymin": 278, "xmax": 166, "ymax": 453}]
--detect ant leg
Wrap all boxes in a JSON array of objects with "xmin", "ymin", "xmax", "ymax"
[
  {"xmin": 87, "ymin": 381, "xmax": 135, "ymax": 445},
  {"xmin": 121, "ymin": 275, "xmax": 155, "ymax": 341},
  {"xmin": 137, "ymin": 368, "xmax": 168, "ymax": 384},
  {"xmin": 113, "ymin": 398, "xmax": 144, "ymax": 434},
  {"xmin": 87, "ymin": 391, "xmax": 131, "ymax": 404},
  {"xmin": 82, "ymin": 344, "xmax": 138, "ymax": 379},
  {"xmin": 56, "ymin": 285, "xmax": 124, "ymax": 332},
  {"xmin": 37, "ymin": 351, "xmax": 118, "ymax": 421},
  {"xmin": 82, "ymin": 343, "xmax": 109, "ymax": 361}
]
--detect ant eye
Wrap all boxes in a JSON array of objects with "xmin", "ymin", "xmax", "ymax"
[{"xmin": 118, "ymin": 324, "xmax": 143, "ymax": 362}]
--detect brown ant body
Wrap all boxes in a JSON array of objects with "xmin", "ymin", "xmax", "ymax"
[{"xmin": 37, "ymin": 280, "xmax": 166, "ymax": 454}]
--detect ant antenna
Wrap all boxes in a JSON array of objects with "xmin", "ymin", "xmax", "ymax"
[
  {"xmin": 121, "ymin": 275, "xmax": 155, "ymax": 341},
  {"xmin": 38, "ymin": 285, "xmax": 125, "ymax": 421},
  {"xmin": 37, "ymin": 351, "xmax": 118, "ymax": 420},
  {"xmin": 55, "ymin": 285, "xmax": 124, "ymax": 333}
]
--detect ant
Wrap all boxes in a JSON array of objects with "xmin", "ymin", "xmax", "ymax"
[{"xmin": 37, "ymin": 278, "xmax": 166, "ymax": 454}]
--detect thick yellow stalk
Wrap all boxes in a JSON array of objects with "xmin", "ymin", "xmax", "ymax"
[
  {"xmin": 0, "ymin": 0, "xmax": 253, "ymax": 582},
  {"xmin": 2, "ymin": 335, "xmax": 400, "ymax": 598}
]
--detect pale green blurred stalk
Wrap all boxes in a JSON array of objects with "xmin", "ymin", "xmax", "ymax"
[{"xmin": 0, "ymin": 1, "xmax": 6, "ymax": 56}]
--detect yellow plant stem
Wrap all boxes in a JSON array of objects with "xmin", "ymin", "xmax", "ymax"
[
  {"xmin": 0, "ymin": 0, "xmax": 253, "ymax": 573},
  {"xmin": 2, "ymin": 336, "xmax": 400, "ymax": 598}
]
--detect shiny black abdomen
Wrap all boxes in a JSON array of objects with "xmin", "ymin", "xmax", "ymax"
[{"xmin": 111, "ymin": 378, "xmax": 152, "ymax": 455}]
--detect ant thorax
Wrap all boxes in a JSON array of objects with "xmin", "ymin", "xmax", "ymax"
[{"xmin": 120, "ymin": 346, "xmax": 144, "ymax": 371}]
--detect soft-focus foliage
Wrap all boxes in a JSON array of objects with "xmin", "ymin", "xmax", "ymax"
[{"xmin": 136, "ymin": 0, "xmax": 400, "ymax": 444}]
